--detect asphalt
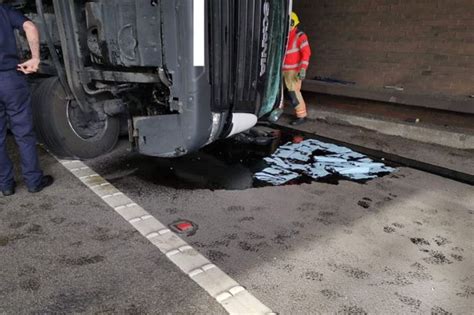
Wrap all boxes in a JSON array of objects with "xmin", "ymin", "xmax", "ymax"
[
  {"xmin": 1, "ymin": 123, "xmax": 473, "ymax": 314},
  {"xmin": 0, "ymin": 137, "xmax": 225, "ymax": 315},
  {"xmin": 85, "ymin": 133, "xmax": 474, "ymax": 314}
]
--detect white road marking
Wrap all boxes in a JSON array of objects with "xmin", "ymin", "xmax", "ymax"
[
  {"xmin": 193, "ymin": 0, "xmax": 205, "ymax": 66},
  {"xmin": 57, "ymin": 158, "xmax": 274, "ymax": 315}
]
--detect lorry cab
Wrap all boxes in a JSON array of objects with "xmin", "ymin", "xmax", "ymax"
[{"xmin": 15, "ymin": 0, "xmax": 291, "ymax": 159}]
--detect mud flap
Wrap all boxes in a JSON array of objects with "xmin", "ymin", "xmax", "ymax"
[{"xmin": 134, "ymin": 115, "xmax": 187, "ymax": 158}]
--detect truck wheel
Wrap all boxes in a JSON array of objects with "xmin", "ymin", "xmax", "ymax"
[{"xmin": 32, "ymin": 77, "xmax": 120, "ymax": 160}]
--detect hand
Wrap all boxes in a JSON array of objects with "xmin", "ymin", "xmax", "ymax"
[
  {"xmin": 17, "ymin": 58, "xmax": 40, "ymax": 74},
  {"xmin": 297, "ymin": 68, "xmax": 306, "ymax": 80}
]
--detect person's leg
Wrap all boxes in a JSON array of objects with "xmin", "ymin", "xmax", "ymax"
[
  {"xmin": 284, "ymin": 71, "xmax": 307, "ymax": 125},
  {"xmin": 3, "ymin": 74, "xmax": 43, "ymax": 190},
  {"xmin": 0, "ymin": 97, "xmax": 15, "ymax": 191},
  {"xmin": 284, "ymin": 71, "xmax": 300, "ymax": 110},
  {"xmin": 294, "ymin": 79, "xmax": 307, "ymax": 119}
]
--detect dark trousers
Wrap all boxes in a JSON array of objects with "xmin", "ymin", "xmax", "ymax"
[{"xmin": 0, "ymin": 70, "xmax": 43, "ymax": 190}]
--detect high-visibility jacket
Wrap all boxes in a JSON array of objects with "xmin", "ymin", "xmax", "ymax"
[{"xmin": 283, "ymin": 28, "xmax": 311, "ymax": 72}]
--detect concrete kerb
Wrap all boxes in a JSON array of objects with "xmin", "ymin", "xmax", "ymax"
[{"xmin": 305, "ymin": 107, "xmax": 474, "ymax": 150}]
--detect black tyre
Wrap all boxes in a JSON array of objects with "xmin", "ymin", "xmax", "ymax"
[{"xmin": 32, "ymin": 77, "xmax": 120, "ymax": 159}]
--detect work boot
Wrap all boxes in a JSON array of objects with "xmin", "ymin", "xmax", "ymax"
[
  {"xmin": 1, "ymin": 184, "xmax": 15, "ymax": 197},
  {"xmin": 28, "ymin": 175, "xmax": 54, "ymax": 193},
  {"xmin": 290, "ymin": 117, "xmax": 307, "ymax": 126}
]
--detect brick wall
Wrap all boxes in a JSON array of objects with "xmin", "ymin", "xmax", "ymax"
[{"xmin": 294, "ymin": 0, "xmax": 474, "ymax": 97}]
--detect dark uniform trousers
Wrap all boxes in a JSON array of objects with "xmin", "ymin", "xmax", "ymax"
[{"xmin": 0, "ymin": 70, "xmax": 43, "ymax": 190}]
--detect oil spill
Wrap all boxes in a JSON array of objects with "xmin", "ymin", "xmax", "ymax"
[
  {"xmin": 450, "ymin": 254, "xmax": 464, "ymax": 262},
  {"xmin": 381, "ymin": 266, "xmax": 432, "ymax": 286},
  {"xmin": 383, "ymin": 226, "xmax": 396, "ymax": 233},
  {"xmin": 433, "ymin": 235, "xmax": 451, "ymax": 246},
  {"xmin": 395, "ymin": 293, "xmax": 421, "ymax": 311},
  {"xmin": 192, "ymin": 239, "xmax": 231, "ymax": 249},
  {"xmin": 124, "ymin": 304, "xmax": 148, "ymax": 315},
  {"xmin": 9, "ymin": 222, "xmax": 28, "ymax": 229},
  {"xmin": 315, "ymin": 211, "xmax": 335, "ymax": 225},
  {"xmin": 18, "ymin": 265, "xmax": 37, "ymax": 277},
  {"xmin": 329, "ymin": 263, "xmax": 370, "ymax": 280},
  {"xmin": 226, "ymin": 205, "xmax": 245, "ymax": 212},
  {"xmin": 357, "ymin": 200, "xmax": 371, "ymax": 209},
  {"xmin": 321, "ymin": 289, "xmax": 343, "ymax": 300},
  {"xmin": 297, "ymin": 203, "xmax": 318, "ymax": 212},
  {"xmin": 223, "ymin": 233, "xmax": 238, "ymax": 240},
  {"xmin": 101, "ymin": 127, "xmax": 395, "ymax": 191},
  {"xmin": 238, "ymin": 241, "xmax": 267, "ymax": 252},
  {"xmin": 26, "ymin": 224, "xmax": 43, "ymax": 235},
  {"xmin": 90, "ymin": 227, "xmax": 119, "ymax": 242},
  {"xmin": 50, "ymin": 217, "xmax": 67, "ymax": 225},
  {"xmin": 301, "ymin": 271, "xmax": 324, "ymax": 281},
  {"xmin": 0, "ymin": 233, "xmax": 28, "ymax": 246},
  {"xmin": 292, "ymin": 221, "xmax": 305, "ymax": 228},
  {"xmin": 423, "ymin": 251, "xmax": 453, "ymax": 265},
  {"xmin": 456, "ymin": 285, "xmax": 474, "ymax": 298},
  {"xmin": 392, "ymin": 223, "xmax": 405, "ymax": 228},
  {"xmin": 35, "ymin": 290, "xmax": 106, "ymax": 314},
  {"xmin": 59, "ymin": 255, "xmax": 105, "ymax": 266},
  {"xmin": 238, "ymin": 216, "xmax": 255, "ymax": 223},
  {"xmin": 272, "ymin": 229, "xmax": 300, "ymax": 247},
  {"xmin": 431, "ymin": 306, "xmax": 451, "ymax": 314},
  {"xmin": 338, "ymin": 305, "xmax": 368, "ymax": 315},
  {"xmin": 19, "ymin": 278, "xmax": 41, "ymax": 292},
  {"xmin": 206, "ymin": 250, "xmax": 230, "ymax": 262},
  {"xmin": 282, "ymin": 264, "xmax": 295, "ymax": 273},
  {"xmin": 410, "ymin": 238, "xmax": 431, "ymax": 246},
  {"xmin": 411, "ymin": 262, "xmax": 427, "ymax": 271},
  {"xmin": 165, "ymin": 208, "xmax": 179, "ymax": 215}
]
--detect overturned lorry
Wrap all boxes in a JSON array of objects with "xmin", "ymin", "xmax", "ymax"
[{"xmin": 13, "ymin": 0, "xmax": 290, "ymax": 159}]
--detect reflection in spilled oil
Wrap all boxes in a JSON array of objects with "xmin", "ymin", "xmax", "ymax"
[{"xmin": 102, "ymin": 126, "xmax": 394, "ymax": 190}]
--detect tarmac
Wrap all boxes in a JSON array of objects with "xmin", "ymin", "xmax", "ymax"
[{"xmin": 1, "ymin": 118, "xmax": 473, "ymax": 314}]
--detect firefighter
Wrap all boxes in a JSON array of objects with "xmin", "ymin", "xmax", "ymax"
[
  {"xmin": 0, "ymin": 4, "xmax": 53, "ymax": 197},
  {"xmin": 271, "ymin": 12, "xmax": 312, "ymax": 125}
]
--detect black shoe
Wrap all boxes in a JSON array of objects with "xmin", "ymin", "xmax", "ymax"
[
  {"xmin": 290, "ymin": 117, "xmax": 308, "ymax": 126},
  {"xmin": 1, "ymin": 185, "xmax": 15, "ymax": 197},
  {"xmin": 28, "ymin": 175, "xmax": 54, "ymax": 193}
]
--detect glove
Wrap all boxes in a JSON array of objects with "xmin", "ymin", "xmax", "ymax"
[{"xmin": 297, "ymin": 68, "xmax": 306, "ymax": 80}]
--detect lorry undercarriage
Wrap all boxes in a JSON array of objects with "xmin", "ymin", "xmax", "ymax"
[{"xmin": 12, "ymin": 0, "xmax": 290, "ymax": 159}]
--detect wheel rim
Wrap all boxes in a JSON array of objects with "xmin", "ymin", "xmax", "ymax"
[{"xmin": 66, "ymin": 100, "xmax": 108, "ymax": 141}]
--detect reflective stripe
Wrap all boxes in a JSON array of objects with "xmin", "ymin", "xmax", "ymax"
[
  {"xmin": 287, "ymin": 41, "xmax": 309, "ymax": 55},
  {"xmin": 296, "ymin": 109, "xmax": 307, "ymax": 118},
  {"xmin": 282, "ymin": 64, "xmax": 300, "ymax": 70},
  {"xmin": 283, "ymin": 61, "xmax": 309, "ymax": 70},
  {"xmin": 291, "ymin": 37, "xmax": 298, "ymax": 50},
  {"xmin": 286, "ymin": 48, "xmax": 300, "ymax": 54}
]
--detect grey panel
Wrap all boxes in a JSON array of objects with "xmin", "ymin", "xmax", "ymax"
[
  {"xmin": 85, "ymin": 0, "xmax": 162, "ymax": 67},
  {"xmin": 134, "ymin": 115, "xmax": 187, "ymax": 158}
]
